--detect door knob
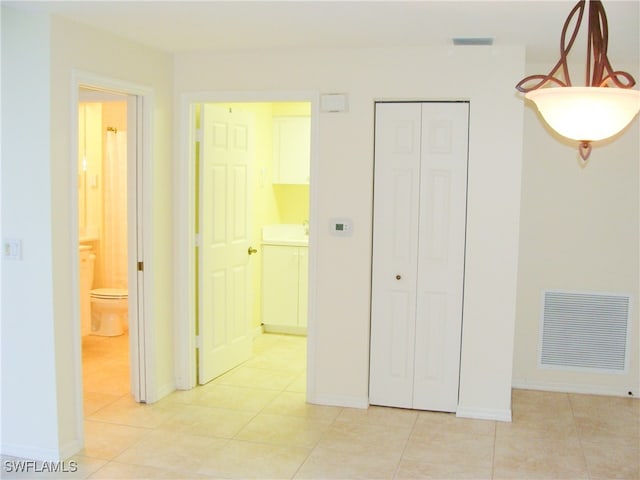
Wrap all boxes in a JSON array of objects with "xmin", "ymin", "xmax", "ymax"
[
  {"xmin": 396, "ymin": 274, "xmax": 402, "ymax": 280},
  {"xmin": 248, "ymin": 246, "xmax": 258, "ymax": 255}
]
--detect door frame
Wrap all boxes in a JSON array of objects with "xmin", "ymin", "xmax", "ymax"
[
  {"xmin": 175, "ymin": 90, "xmax": 320, "ymax": 395},
  {"xmin": 70, "ymin": 70, "xmax": 154, "ymax": 438}
]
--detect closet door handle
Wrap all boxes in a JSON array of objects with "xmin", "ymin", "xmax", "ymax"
[
  {"xmin": 248, "ymin": 246, "xmax": 258, "ymax": 255},
  {"xmin": 396, "ymin": 274, "xmax": 402, "ymax": 280}
]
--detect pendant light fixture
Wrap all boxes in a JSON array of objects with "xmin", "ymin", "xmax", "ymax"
[{"xmin": 516, "ymin": 0, "xmax": 640, "ymax": 161}]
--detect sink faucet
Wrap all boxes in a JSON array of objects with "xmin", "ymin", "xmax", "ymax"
[{"xmin": 303, "ymin": 219, "xmax": 309, "ymax": 236}]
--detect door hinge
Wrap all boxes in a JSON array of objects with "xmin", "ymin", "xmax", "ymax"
[
  {"xmin": 137, "ymin": 261, "xmax": 144, "ymax": 271},
  {"xmin": 196, "ymin": 335, "xmax": 202, "ymax": 349},
  {"xmin": 195, "ymin": 233, "xmax": 201, "ymax": 247}
]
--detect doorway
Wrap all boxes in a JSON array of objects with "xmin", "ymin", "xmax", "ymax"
[
  {"xmin": 78, "ymin": 90, "xmax": 134, "ymax": 413},
  {"xmin": 71, "ymin": 73, "xmax": 153, "ymax": 437},
  {"xmin": 195, "ymin": 101, "xmax": 312, "ymax": 387}
]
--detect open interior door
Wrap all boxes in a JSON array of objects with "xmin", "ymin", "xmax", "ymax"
[{"xmin": 198, "ymin": 104, "xmax": 254, "ymax": 384}]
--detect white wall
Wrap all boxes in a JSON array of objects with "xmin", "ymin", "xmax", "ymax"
[
  {"xmin": 174, "ymin": 45, "xmax": 525, "ymax": 419},
  {"xmin": 1, "ymin": 7, "xmax": 175, "ymax": 460},
  {"xmin": 513, "ymin": 63, "xmax": 640, "ymax": 396},
  {"xmin": 1, "ymin": 6, "xmax": 60, "ymax": 459},
  {"xmin": 49, "ymin": 14, "xmax": 175, "ymax": 454}
]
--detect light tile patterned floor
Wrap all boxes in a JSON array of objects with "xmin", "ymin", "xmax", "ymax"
[{"xmin": 2, "ymin": 333, "xmax": 639, "ymax": 479}]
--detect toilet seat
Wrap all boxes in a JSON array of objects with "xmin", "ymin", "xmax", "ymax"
[{"xmin": 90, "ymin": 288, "xmax": 128, "ymax": 299}]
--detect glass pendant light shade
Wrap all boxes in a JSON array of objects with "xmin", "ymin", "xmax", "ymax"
[
  {"xmin": 516, "ymin": 0, "xmax": 639, "ymax": 161},
  {"xmin": 526, "ymin": 87, "xmax": 640, "ymax": 142}
]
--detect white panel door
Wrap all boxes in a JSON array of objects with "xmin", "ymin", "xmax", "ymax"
[
  {"xmin": 369, "ymin": 102, "xmax": 422, "ymax": 408},
  {"xmin": 413, "ymin": 102, "xmax": 469, "ymax": 411},
  {"xmin": 370, "ymin": 101, "xmax": 468, "ymax": 413},
  {"xmin": 198, "ymin": 104, "xmax": 254, "ymax": 384}
]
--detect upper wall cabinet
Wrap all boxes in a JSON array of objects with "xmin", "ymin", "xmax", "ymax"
[{"xmin": 272, "ymin": 116, "xmax": 311, "ymax": 184}]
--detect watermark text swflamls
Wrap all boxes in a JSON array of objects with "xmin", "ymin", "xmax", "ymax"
[{"xmin": 3, "ymin": 460, "xmax": 79, "ymax": 473}]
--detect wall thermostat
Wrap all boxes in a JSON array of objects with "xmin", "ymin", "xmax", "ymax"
[{"xmin": 330, "ymin": 218, "xmax": 353, "ymax": 236}]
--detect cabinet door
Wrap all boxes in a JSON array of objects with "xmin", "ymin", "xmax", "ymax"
[
  {"xmin": 297, "ymin": 247, "xmax": 308, "ymax": 327},
  {"xmin": 272, "ymin": 116, "xmax": 311, "ymax": 184},
  {"xmin": 262, "ymin": 245, "xmax": 299, "ymax": 326}
]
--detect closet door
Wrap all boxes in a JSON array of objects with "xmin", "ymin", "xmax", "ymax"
[
  {"xmin": 412, "ymin": 102, "xmax": 469, "ymax": 412},
  {"xmin": 369, "ymin": 102, "xmax": 422, "ymax": 409},
  {"xmin": 369, "ymin": 101, "xmax": 469, "ymax": 413}
]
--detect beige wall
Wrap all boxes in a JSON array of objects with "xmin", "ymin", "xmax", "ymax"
[
  {"xmin": 49, "ymin": 14, "xmax": 175, "ymax": 455},
  {"xmin": 5, "ymin": 4, "xmax": 634, "ymax": 462},
  {"xmin": 2, "ymin": 5, "xmax": 59, "ymax": 459},
  {"xmin": 1, "ymin": 7, "xmax": 174, "ymax": 459},
  {"xmin": 513, "ymin": 64, "xmax": 640, "ymax": 396},
  {"xmin": 175, "ymin": 45, "xmax": 526, "ymax": 418}
]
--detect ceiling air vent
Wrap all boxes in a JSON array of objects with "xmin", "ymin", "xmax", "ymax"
[{"xmin": 452, "ymin": 37, "xmax": 494, "ymax": 46}]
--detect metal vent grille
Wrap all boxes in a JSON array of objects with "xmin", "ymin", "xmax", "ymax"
[{"xmin": 539, "ymin": 290, "xmax": 630, "ymax": 373}]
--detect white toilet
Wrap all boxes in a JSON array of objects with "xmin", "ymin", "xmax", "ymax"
[{"xmin": 90, "ymin": 288, "xmax": 128, "ymax": 336}]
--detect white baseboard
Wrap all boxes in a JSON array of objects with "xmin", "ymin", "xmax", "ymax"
[
  {"xmin": 59, "ymin": 438, "xmax": 83, "ymax": 461},
  {"xmin": 511, "ymin": 379, "xmax": 639, "ymax": 398},
  {"xmin": 149, "ymin": 381, "xmax": 177, "ymax": 403},
  {"xmin": 456, "ymin": 406, "xmax": 512, "ymax": 422},
  {"xmin": 307, "ymin": 393, "xmax": 369, "ymax": 409},
  {"xmin": 252, "ymin": 325, "xmax": 264, "ymax": 338},
  {"xmin": 263, "ymin": 324, "xmax": 307, "ymax": 336},
  {"xmin": 1, "ymin": 443, "xmax": 63, "ymax": 462}
]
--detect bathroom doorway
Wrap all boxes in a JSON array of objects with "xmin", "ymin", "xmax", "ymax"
[
  {"xmin": 74, "ymin": 83, "xmax": 147, "ymax": 420},
  {"xmin": 196, "ymin": 101, "xmax": 311, "ymax": 385},
  {"xmin": 175, "ymin": 91, "xmax": 319, "ymax": 398},
  {"xmin": 78, "ymin": 89, "xmax": 132, "ymax": 415}
]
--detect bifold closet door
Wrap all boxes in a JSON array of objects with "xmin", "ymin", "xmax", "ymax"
[{"xmin": 369, "ymin": 101, "xmax": 469, "ymax": 412}]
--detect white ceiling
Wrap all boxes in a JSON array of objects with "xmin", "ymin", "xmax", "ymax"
[{"xmin": 10, "ymin": 1, "xmax": 640, "ymax": 65}]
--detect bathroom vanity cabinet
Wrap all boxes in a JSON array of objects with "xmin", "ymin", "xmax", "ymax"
[{"xmin": 262, "ymin": 244, "xmax": 308, "ymax": 334}]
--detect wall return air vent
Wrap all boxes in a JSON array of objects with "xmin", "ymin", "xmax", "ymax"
[{"xmin": 539, "ymin": 290, "xmax": 631, "ymax": 374}]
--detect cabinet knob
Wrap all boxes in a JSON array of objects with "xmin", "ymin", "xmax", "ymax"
[
  {"xmin": 248, "ymin": 246, "xmax": 258, "ymax": 255},
  {"xmin": 396, "ymin": 274, "xmax": 402, "ymax": 280}
]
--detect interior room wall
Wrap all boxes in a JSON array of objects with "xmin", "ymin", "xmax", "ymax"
[
  {"xmin": 273, "ymin": 185, "xmax": 309, "ymax": 223},
  {"xmin": 1, "ymin": 7, "xmax": 174, "ymax": 459},
  {"xmin": 175, "ymin": 45, "xmax": 526, "ymax": 419},
  {"xmin": 513, "ymin": 62, "xmax": 640, "ymax": 397},
  {"xmin": 102, "ymin": 100, "xmax": 127, "ymax": 132},
  {"xmin": 1, "ymin": 5, "xmax": 60, "ymax": 460},
  {"xmin": 49, "ymin": 14, "xmax": 174, "ymax": 455}
]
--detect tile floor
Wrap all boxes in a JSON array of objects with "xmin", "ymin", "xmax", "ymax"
[{"xmin": 2, "ymin": 333, "xmax": 639, "ymax": 479}]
